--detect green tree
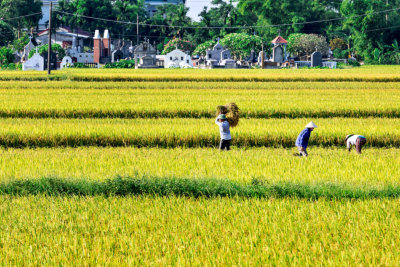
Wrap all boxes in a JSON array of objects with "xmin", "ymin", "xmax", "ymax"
[
  {"xmin": 297, "ymin": 34, "xmax": 329, "ymax": 57},
  {"xmin": 391, "ymin": 40, "xmax": 400, "ymax": 64},
  {"xmin": 0, "ymin": 21, "xmax": 14, "ymax": 46},
  {"xmin": 112, "ymin": 0, "xmax": 147, "ymax": 41},
  {"xmin": 287, "ymin": 33, "xmax": 304, "ymax": 56},
  {"xmin": 0, "ymin": 0, "xmax": 42, "ymax": 37},
  {"xmin": 28, "ymin": 44, "xmax": 66, "ymax": 60},
  {"xmin": 12, "ymin": 34, "xmax": 30, "ymax": 52},
  {"xmin": 56, "ymin": 0, "xmax": 116, "ymax": 33},
  {"xmin": 193, "ymin": 40, "xmax": 217, "ymax": 56},
  {"xmin": 190, "ymin": 1, "xmax": 248, "ymax": 46},
  {"xmin": 237, "ymin": 0, "xmax": 342, "ymax": 41},
  {"xmin": 330, "ymin": 38, "xmax": 347, "ymax": 51},
  {"xmin": 220, "ymin": 33, "xmax": 265, "ymax": 60},
  {"xmin": 0, "ymin": 47, "xmax": 14, "ymax": 65},
  {"xmin": 341, "ymin": 0, "xmax": 400, "ymax": 62},
  {"xmin": 151, "ymin": 4, "xmax": 191, "ymax": 38}
]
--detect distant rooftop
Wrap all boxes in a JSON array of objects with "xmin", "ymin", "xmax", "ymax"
[{"xmin": 271, "ymin": 36, "xmax": 288, "ymax": 44}]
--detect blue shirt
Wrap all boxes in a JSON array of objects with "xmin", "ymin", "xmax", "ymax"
[
  {"xmin": 295, "ymin": 128, "xmax": 312, "ymax": 149},
  {"xmin": 215, "ymin": 118, "xmax": 231, "ymax": 140}
]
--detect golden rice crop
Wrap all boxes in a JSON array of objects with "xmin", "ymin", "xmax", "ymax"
[
  {"xmin": 2, "ymin": 66, "xmax": 400, "ymax": 264},
  {"xmin": 3, "ymin": 65, "xmax": 400, "ymax": 82},
  {"xmin": 0, "ymin": 147, "xmax": 398, "ymax": 186},
  {"xmin": 1, "ymin": 80, "xmax": 400, "ymax": 90},
  {"xmin": 0, "ymin": 118, "xmax": 398, "ymax": 148},
  {"xmin": 0, "ymin": 87, "xmax": 399, "ymax": 119},
  {"xmin": 0, "ymin": 196, "xmax": 400, "ymax": 265}
]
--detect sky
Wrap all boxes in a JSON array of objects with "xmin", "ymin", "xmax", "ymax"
[{"xmin": 186, "ymin": 0, "xmax": 215, "ymax": 21}]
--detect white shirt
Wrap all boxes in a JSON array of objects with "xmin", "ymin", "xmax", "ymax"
[
  {"xmin": 347, "ymin": 135, "xmax": 366, "ymax": 149},
  {"xmin": 215, "ymin": 118, "xmax": 231, "ymax": 140}
]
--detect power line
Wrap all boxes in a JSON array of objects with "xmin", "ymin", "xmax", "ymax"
[
  {"xmin": 366, "ymin": 24, "xmax": 400, "ymax": 32},
  {"xmin": 56, "ymin": 6, "xmax": 400, "ymax": 30},
  {"xmin": 0, "ymin": 12, "xmax": 42, "ymax": 21}
]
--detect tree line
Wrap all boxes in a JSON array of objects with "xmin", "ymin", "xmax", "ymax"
[{"xmin": 0, "ymin": 0, "xmax": 400, "ymax": 63}]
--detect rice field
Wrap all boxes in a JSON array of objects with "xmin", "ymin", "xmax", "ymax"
[
  {"xmin": 2, "ymin": 196, "xmax": 400, "ymax": 265},
  {"xmin": 0, "ymin": 117, "xmax": 398, "ymax": 148},
  {"xmin": 0, "ymin": 147, "xmax": 398, "ymax": 186},
  {"xmin": 0, "ymin": 85, "xmax": 400, "ymax": 119},
  {"xmin": 1, "ymin": 66, "xmax": 400, "ymax": 265}
]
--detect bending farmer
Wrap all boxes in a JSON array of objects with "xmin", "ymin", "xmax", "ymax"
[
  {"xmin": 295, "ymin": 121, "xmax": 317, "ymax": 157},
  {"xmin": 346, "ymin": 135, "xmax": 367, "ymax": 154},
  {"xmin": 215, "ymin": 114, "xmax": 231, "ymax": 150}
]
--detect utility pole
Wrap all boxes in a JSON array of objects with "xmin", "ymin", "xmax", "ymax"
[
  {"xmin": 136, "ymin": 14, "xmax": 139, "ymax": 45},
  {"xmin": 135, "ymin": 14, "xmax": 140, "ymax": 69},
  {"xmin": 47, "ymin": 2, "xmax": 53, "ymax": 75},
  {"xmin": 261, "ymin": 43, "xmax": 265, "ymax": 69},
  {"xmin": 386, "ymin": 0, "xmax": 389, "ymax": 25},
  {"xmin": 348, "ymin": 35, "xmax": 351, "ymax": 59}
]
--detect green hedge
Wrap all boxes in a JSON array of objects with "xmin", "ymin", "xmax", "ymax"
[{"xmin": 1, "ymin": 176, "xmax": 400, "ymax": 199}]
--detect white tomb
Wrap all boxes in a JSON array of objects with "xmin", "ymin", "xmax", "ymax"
[
  {"xmin": 60, "ymin": 56, "xmax": 73, "ymax": 69},
  {"xmin": 67, "ymin": 37, "xmax": 94, "ymax": 63},
  {"xmin": 22, "ymin": 51, "xmax": 44, "ymax": 71},
  {"xmin": 164, "ymin": 49, "xmax": 192, "ymax": 68}
]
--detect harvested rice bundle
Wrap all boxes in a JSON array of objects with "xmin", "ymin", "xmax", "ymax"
[
  {"xmin": 216, "ymin": 103, "xmax": 240, "ymax": 127},
  {"xmin": 216, "ymin": 105, "xmax": 228, "ymax": 116}
]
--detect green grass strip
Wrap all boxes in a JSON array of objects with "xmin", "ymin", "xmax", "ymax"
[
  {"xmin": 0, "ymin": 135, "xmax": 397, "ymax": 148},
  {"xmin": 0, "ymin": 109, "xmax": 400, "ymax": 119},
  {"xmin": 1, "ymin": 176, "xmax": 400, "ymax": 199}
]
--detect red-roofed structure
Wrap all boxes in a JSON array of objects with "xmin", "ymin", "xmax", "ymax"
[{"xmin": 271, "ymin": 36, "xmax": 288, "ymax": 44}]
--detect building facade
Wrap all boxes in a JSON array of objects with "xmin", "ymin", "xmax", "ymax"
[
  {"xmin": 39, "ymin": 0, "xmax": 61, "ymax": 30},
  {"xmin": 144, "ymin": 0, "xmax": 186, "ymax": 16}
]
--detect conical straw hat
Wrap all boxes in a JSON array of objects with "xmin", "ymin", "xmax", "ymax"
[{"xmin": 305, "ymin": 121, "xmax": 317, "ymax": 128}]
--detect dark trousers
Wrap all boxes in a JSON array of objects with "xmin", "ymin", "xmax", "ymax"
[
  {"xmin": 356, "ymin": 137, "xmax": 367, "ymax": 154},
  {"xmin": 219, "ymin": 139, "xmax": 231, "ymax": 150},
  {"xmin": 297, "ymin": 146, "xmax": 308, "ymax": 157}
]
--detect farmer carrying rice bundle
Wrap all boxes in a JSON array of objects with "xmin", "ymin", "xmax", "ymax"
[
  {"xmin": 346, "ymin": 135, "xmax": 367, "ymax": 154},
  {"xmin": 215, "ymin": 114, "xmax": 231, "ymax": 150},
  {"xmin": 295, "ymin": 121, "xmax": 317, "ymax": 157},
  {"xmin": 215, "ymin": 103, "xmax": 239, "ymax": 151}
]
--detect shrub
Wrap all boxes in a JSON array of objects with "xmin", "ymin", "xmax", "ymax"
[
  {"xmin": 0, "ymin": 47, "xmax": 14, "ymax": 65},
  {"xmin": 28, "ymin": 44, "xmax": 66, "ymax": 60},
  {"xmin": 0, "ymin": 63, "xmax": 22, "ymax": 70},
  {"xmin": 333, "ymin": 48, "xmax": 349, "ymax": 59},
  {"xmin": 104, "ymin": 60, "xmax": 136, "ymax": 69},
  {"xmin": 68, "ymin": 63, "xmax": 92, "ymax": 69},
  {"xmin": 193, "ymin": 40, "xmax": 216, "ymax": 56},
  {"xmin": 330, "ymin": 38, "xmax": 347, "ymax": 51},
  {"xmin": 347, "ymin": 59, "xmax": 360, "ymax": 67}
]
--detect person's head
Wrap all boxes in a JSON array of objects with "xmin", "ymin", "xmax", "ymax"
[
  {"xmin": 305, "ymin": 121, "xmax": 317, "ymax": 131},
  {"xmin": 217, "ymin": 114, "xmax": 227, "ymax": 122}
]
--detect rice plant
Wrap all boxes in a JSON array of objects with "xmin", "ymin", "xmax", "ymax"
[{"xmin": 0, "ymin": 196, "xmax": 399, "ymax": 265}]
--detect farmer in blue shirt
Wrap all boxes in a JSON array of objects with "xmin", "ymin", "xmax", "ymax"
[
  {"xmin": 295, "ymin": 121, "xmax": 317, "ymax": 157},
  {"xmin": 215, "ymin": 114, "xmax": 231, "ymax": 150}
]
